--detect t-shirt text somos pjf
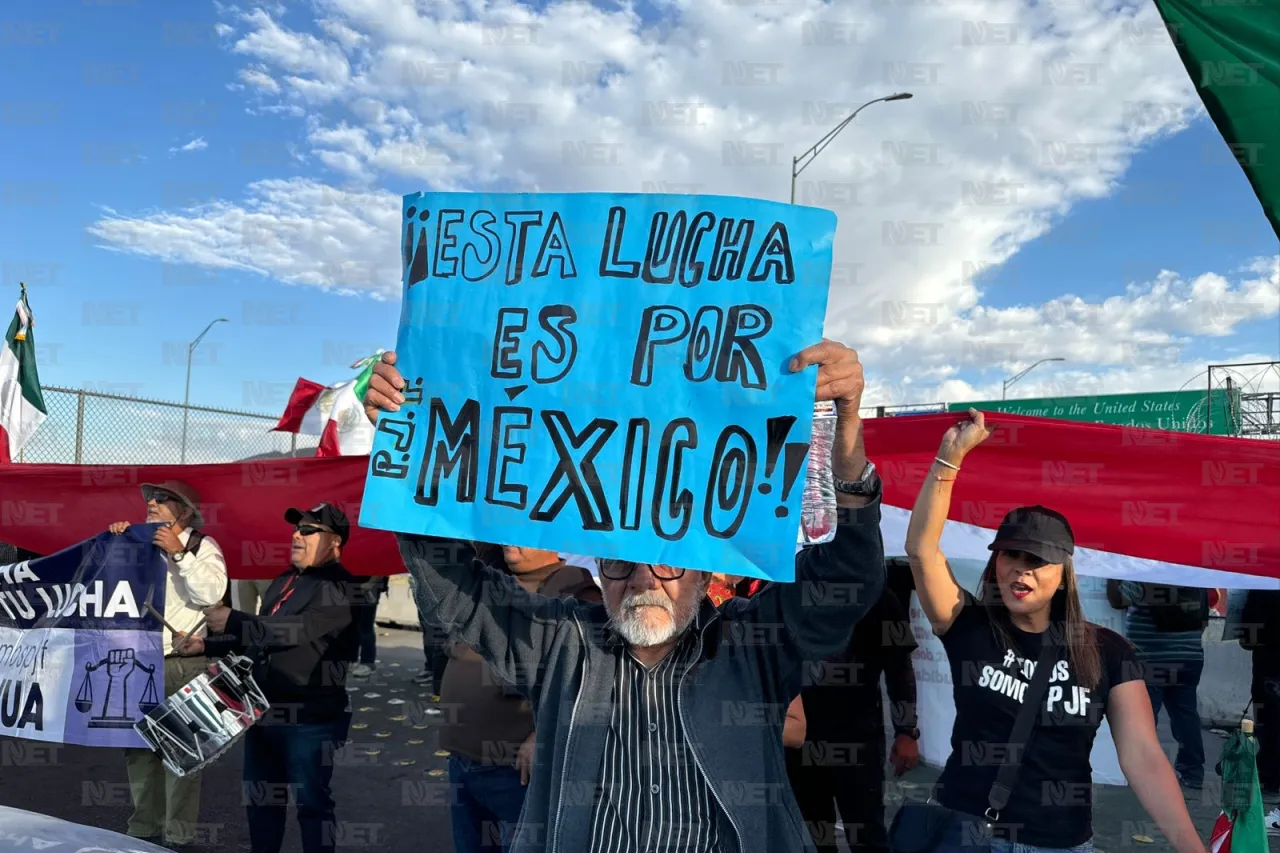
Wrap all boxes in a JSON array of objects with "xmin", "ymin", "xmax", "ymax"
[{"xmin": 935, "ymin": 594, "xmax": 1143, "ymax": 848}]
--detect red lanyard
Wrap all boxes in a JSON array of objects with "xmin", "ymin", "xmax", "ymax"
[{"xmin": 269, "ymin": 575, "xmax": 298, "ymax": 615}]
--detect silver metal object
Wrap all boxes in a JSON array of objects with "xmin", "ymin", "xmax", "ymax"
[{"xmin": 133, "ymin": 654, "xmax": 269, "ymax": 777}]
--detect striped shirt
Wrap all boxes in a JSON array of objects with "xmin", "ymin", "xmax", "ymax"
[
  {"xmin": 1118, "ymin": 581, "xmax": 1205, "ymax": 664},
  {"xmin": 588, "ymin": 630, "xmax": 723, "ymax": 853}
]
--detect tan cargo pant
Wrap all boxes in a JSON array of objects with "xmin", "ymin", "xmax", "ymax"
[{"xmin": 125, "ymin": 654, "xmax": 210, "ymax": 845}]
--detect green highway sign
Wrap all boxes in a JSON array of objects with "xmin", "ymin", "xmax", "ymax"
[{"xmin": 947, "ymin": 389, "xmax": 1240, "ymax": 435}]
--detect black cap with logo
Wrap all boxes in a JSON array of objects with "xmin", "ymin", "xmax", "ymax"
[
  {"xmin": 284, "ymin": 502, "xmax": 351, "ymax": 545},
  {"xmin": 988, "ymin": 505, "xmax": 1075, "ymax": 565}
]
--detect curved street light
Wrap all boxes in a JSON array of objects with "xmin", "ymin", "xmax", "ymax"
[
  {"xmin": 180, "ymin": 317, "xmax": 229, "ymax": 464},
  {"xmin": 790, "ymin": 92, "xmax": 913, "ymax": 204},
  {"xmin": 1002, "ymin": 357, "xmax": 1065, "ymax": 400}
]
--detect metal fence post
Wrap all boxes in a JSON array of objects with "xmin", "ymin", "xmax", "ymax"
[
  {"xmin": 290, "ymin": 433, "xmax": 297, "ymax": 456},
  {"xmin": 73, "ymin": 391, "xmax": 86, "ymax": 465}
]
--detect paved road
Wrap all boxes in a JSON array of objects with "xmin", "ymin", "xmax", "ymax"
[
  {"xmin": 0, "ymin": 627, "xmax": 1272, "ymax": 853},
  {"xmin": 0, "ymin": 629, "xmax": 453, "ymax": 853}
]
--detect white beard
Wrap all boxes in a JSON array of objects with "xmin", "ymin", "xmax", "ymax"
[{"xmin": 607, "ymin": 590, "xmax": 698, "ymax": 648}]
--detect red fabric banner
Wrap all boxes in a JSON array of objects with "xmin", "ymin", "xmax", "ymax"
[
  {"xmin": 0, "ymin": 457, "xmax": 397, "ymax": 579},
  {"xmin": 0, "ymin": 413, "xmax": 1275, "ymax": 580},
  {"xmin": 872, "ymin": 413, "xmax": 1279, "ymax": 579}
]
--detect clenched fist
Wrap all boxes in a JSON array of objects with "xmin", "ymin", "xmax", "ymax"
[
  {"xmin": 106, "ymin": 648, "xmax": 136, "ymax": 676},
  {"xmin": 363, "ymin": 351, "xmax": 405, "ymax": 426},
  {"xmin": 788, "ymin": 340, "xmax": 865, "ymax": 411},
  {"xmin": 204, "ymin": 605, "xmax": 231, "ymax": 634},
  {"xmin": 153, "ymin": 525, "xmax": 184, "ymax": 556}
]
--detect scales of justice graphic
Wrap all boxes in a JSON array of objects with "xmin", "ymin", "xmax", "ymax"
[{"xmin": 74, "ymin": 648, "xmax": 160, "ymax": 728}]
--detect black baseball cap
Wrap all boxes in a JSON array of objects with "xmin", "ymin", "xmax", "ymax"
[
  {"xmin": 988, "ymin": 505, "xmax": 1075, "ymax": 565},
  {"xmin": 285, "ymin": 502, "xmax": 350, "ymax": 545}
]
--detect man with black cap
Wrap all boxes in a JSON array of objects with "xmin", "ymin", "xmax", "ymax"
[
  {"xmin": 176, "ymin": 502, "xmax": 358, "ymax": 853},
  {"xmin": 110, "ymin": 479, "xmax": 227, "ymax": 850}
]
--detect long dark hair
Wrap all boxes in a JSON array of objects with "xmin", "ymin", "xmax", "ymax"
[{"xmin": 977, "ymin": 553, "xmax": 1102, "ymax": 689}]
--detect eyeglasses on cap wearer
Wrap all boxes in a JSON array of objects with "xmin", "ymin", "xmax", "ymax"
[
  {"xmin": 598, "ymin": 559, "xmax": 687, "ymax": 581},
  {"xmin": 148, "ymin": 491, "xmax": 176, "ymax": 504},
  {"xmin": 295, "ymin": 524, "xmax": 335, "ymax": 537}
]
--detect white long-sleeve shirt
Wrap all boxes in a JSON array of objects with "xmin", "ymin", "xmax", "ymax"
[{"xmin": 163, "ymin": 528, "xmax": 228, "ymax": 655}]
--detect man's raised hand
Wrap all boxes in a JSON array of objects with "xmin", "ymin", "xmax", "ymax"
[
  {"xmin": 153, "ymin": 525, "xmax": 184, "ymax": 556},
  {"xmin": 789, "ymin": 340, "xmax": 865, "ymax": 413},
  {"xmin": 364, "ymin": 342, "xmax": 867, "ymax": 422},
  {"xmin": 363, "ymin": 351, "xmax": 406, "ymax": 426}
]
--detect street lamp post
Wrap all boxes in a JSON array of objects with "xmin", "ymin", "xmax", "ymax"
[
  {"xmin": 180, "ymin": 318, "xmax": 229, "ymax": 464},
  {"xmin": 790, "ymin": 92, "xmax": 913, "ymax": 204},
  {"xmin": 1002, "ymin": 358, "xmax": 1065, "ymax": 400}
]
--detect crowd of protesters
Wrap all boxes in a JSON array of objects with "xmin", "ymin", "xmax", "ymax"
[
  {"xmin": 363, "ymin": 346, "xmax": 1221, "ymax": 853},
  {"xmin": 67, "ymin": 340, "xmax": 1277, "ymax": 853}
]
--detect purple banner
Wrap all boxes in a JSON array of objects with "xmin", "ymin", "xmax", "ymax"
[{"xmin": 62, "ymin": 629, "xmax": 164, "ymax": 748}]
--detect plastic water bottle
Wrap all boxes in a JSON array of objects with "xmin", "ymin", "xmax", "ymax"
[{"xmin": 798, "ymin": 401, "xmax": 838, "ymax": 546}]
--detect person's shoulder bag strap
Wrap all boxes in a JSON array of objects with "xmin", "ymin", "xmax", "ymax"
[{"xmin": 986, "ymin": 633, "xmax": 1061, "ymax": 822}]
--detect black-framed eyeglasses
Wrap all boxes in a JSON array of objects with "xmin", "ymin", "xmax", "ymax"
[
  {"xmin": 149, "ymin": 492, "xmax": 177, "ymax": 504},
  {"xmin": 598, "ymin": 559, "xmax": 687, "ymax": 581},
  {"xmin": 296, "ymin": 524, "xmax": 333, "ymax": 537}
]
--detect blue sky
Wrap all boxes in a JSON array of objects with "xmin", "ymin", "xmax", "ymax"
[
  {"xmin": 1, "ymin": 0, "xmax": 1276, "ymax": 423},
  {"xmin": 1, "ymin": 1, "xmax": 395, "ymax": 415}
]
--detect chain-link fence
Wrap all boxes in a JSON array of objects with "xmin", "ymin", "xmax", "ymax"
[
  {"xmin": 22, "ymin": 383, "xmax": 1254, "ymax": 466},
  {"xmin": 12, "ymin": 386, "xmax": 948, "ymax": 467},
  {"xmin": 19, "ymin": 386, "xmax": 320, "ymax": 465}
]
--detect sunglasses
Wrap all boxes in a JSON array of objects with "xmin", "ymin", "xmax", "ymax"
[
  {"xmin": 598, "ymin": 560, "xmax": 687, "ymax": 581},
  {"xmin": 148, "ymin": 492, "xmax": 178, "ymax": 505},
  {"xmin": 295, "ymin": 524, "xmax": 335, "ymax": 537}
]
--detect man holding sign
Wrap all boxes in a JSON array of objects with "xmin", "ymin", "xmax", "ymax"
[{"xmin": 363, "ymin": 340, "xmax": 883, "ymax": 853}]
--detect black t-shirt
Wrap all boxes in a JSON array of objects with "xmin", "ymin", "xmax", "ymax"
[{"xmin": 935, "ymin": 593, "xmax": 1142, "ymax": 847}]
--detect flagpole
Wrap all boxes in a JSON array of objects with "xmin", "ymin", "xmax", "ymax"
[{"xmin": 18, "ymin": 282, "xmax": 26, "ymax": 464}]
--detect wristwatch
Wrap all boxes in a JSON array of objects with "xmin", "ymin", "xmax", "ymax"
[
  {"xmin": 172, "ymin": 550, "xmax": 186, "ymax": 563},
  {"xmin": 832, "ymin": 461, "xmax": 879, "ymax": 496},
  {"xmin": 896, "ymin": 726, "xmax": 921, "ymax": 740}
]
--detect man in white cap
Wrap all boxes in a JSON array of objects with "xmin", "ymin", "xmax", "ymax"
[{"xmin": 109, "ymin": 479, "xmax": 228, "ymax": 849}]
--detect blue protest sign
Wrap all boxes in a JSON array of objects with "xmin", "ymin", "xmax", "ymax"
[
  {"xmin": 0, "ymin": 525, "xmax": 167, "ymax": 748},
  {"xmin": 360, "ymin": 193, "xmax": 836, "ymax": 580}
]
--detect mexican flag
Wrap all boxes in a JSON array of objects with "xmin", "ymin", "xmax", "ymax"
[
  {"xmin": 0, "ymin": 287, "xmax": 47, "ymax": 463},
  {"xmin": 272, "ymin": 352, "xmax": 381, "ymax": 457},
  {"xmin": 1151, "ymin": 0, "xmax": 1280, "ymax": 240}
]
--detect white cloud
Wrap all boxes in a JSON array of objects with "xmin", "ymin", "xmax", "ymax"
[
  {"xmin": 230, "ymin": 7, "xmax": 352, "ymax": 100},
  {"xmin": 87, "ymin": 0, "xmax": 1278, "ymax": 404},
  {"xmin": 865, "ymin": 255, "xmax": 1280, "ymax": 405},
  {"xmin": 237, "ymin": 67, "xmax": 281, "ymax": 93},
  {"xmin": 169, "ymin": 137, "xmax": 209, "ymax": 155},
  {"xmin": 87, "ymin": 179, "xmax": 402, "ymax": 297}
]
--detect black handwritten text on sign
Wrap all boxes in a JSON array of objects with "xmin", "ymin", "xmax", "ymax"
[{"xmin": 361, "ymin": 193, "xmax": 837, "ymax": 581}]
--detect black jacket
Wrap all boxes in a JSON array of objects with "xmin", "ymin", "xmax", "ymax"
[
  {"xmin": 400, "ymin": 498, "xmax": 886, "ymax": 853},
  {"xmin": 205, "ymin": 560, "xmax": 358, "ymax": 722},
  {"xmin": 1242, "ymin": 590, "xmax": 1280, "ymax": 656}
]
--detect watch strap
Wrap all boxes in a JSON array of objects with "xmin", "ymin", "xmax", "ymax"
[{"xmin": 833, "ymin": 461, "xmax": 878, "ymax": 495}]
